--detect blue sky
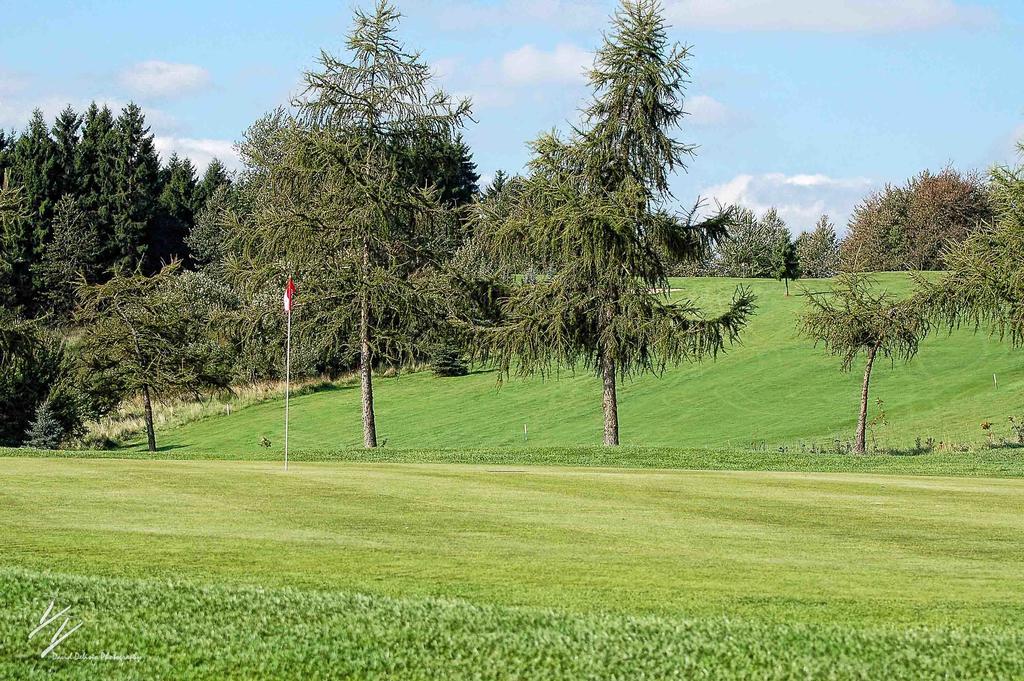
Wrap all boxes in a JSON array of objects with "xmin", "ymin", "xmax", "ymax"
[{"xmin": 2, "ymin": 0, "xmax": 1022, "ymax": 230}]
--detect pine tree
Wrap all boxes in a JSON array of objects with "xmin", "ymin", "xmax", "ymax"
[
  {"xmin": 194, "ymin": 158, "xmax": 231, "ymax": 213},
  {"xmin": 152, "ymin": 153, "xmax": 197, "ymax": 267},
  {"xmin": 77, "ymin": 103, "xmax": 118, "ymax": 271},
  {"xmin": 233, "ymin": 1, "xmax": 471, "ymax": 448},
  {"xmin": 477, "ymin": 0, "xmax": 753, "ymax": 445},
  {"xmin": 773, "ymin": 233, "xmax": 800, "ymax": 296},
  {"xmin": 110, "ymin": 103, "xmax": 161, "ymax": 272},
  {"xmin": 51, "ymin": 105, "xmax": 82, "ymax": 200},
  {"xmin": 0, "ymin": 171, "xmax": 34, "ymax": 313},
  {"xmin": 33, "ymin": 195, "xmax": 100, "ymax": 319},
  {"xmin": 483, "ymin": 169, "xmax": 508, "ymax": 200},
  {"xmin": 795, "ymin": 215, "xmax": 841, "ymax": 278},
  {"xmin": 0, "ymin": 129, "xmax": 13, "ymax": 178},
  {"xmin": 24, "ymin": 400, "xmax": 66, "ymax": 449},
  {"xmin": 187, "ymin": 183, "xmax": 233, "ymax": 269},
  {"xmin": 10, "ymin": 110, "xmax": 60, "ymax": 301}
]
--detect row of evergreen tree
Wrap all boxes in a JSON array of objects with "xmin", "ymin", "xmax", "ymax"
[{"xmin": 0, "ymin": 103, "xmax": 231, "ymax": 318}]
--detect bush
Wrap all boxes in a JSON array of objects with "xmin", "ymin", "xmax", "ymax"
[
  {"xmin": 430, "ymin": 346, "xmax": 468, "ymax": 377},
  {"xmin": 0, "ymin": 311, "xmax": 84, "ymax": 446},
  {"xmin": 23, "ymin": 401, "xmax": 66, "ymax": 449}
]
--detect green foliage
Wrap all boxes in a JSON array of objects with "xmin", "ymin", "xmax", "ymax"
[
  {"xmin": 152, "ymin": 153, "xmax": 198, "ymax": 267},
  {"xmin": 842, "ymin": 168, "xmax": 992, "ymax": 271},
  {"xmin": 10, "ymin": 109, "xmax": 59, "ymax": 250},
  {"xmin": 23, "ymin": 400, "xmax": 65, "ymax": 449},
  {"xmin": 110, "ymin": 103, "xmax": 161, "ymax": 272},
  {"xmin": 33, "ymin": 195, "xmax": 100, "ymax": 320},
  {"xmin": 76, "ymin": 103, "xmax": 119, "ymax": 270},
  {"xmin": 51, "ymin": 105, "xmax": 82, "ymax": 200},
  {"xmin": 187, "ymin": 182, "xmax": 234, "ymax": 270},
  {"xmin": 714, "ymin": 207, "xmax": 791, "ymax": 278},
  {"xmin": 0, "ymin": 171, "xmax": 34, "ymax": 313},
  {"xmin": 430, "ymin": 343, "xmax": 468, "ymax": 377},
  {"xmin": 917, "ymin": 150, "xmax": 1024, "ymax": 347},
  {"xmin": 75, "ymin": 264, "xmax": 233, "ymax": 449},
  {"xmin": 477, "ymin": 1, "xmax": 752, "ymax": 445},
  {"xmin": 194, "ymin": 157, "xmax": 231, "ymax": 210},
  {"xmin": 800, "ymin": 272, "xmax": 927, "ymax": 372},
  {"xmin": 795, "ymin": 215, "xmax": 841, "ymax": 278},
  {"xmin": 0, "ymin": 310, "xmax": 82, "ymax": 446},
  {"xmin": 772, "ymin": 231, "xmax": 800, "ymax": 293}
]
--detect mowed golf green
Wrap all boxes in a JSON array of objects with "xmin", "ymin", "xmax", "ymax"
[
  {"xmin": 2, "ymin": 455, "xmax": 1023, "ymax": 678},
  {"xmin": 136, "ymin": 274, "xmax": 1024, "ymax": 454}
]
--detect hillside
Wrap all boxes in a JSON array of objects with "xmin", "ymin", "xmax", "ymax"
[{"xmin": 131, "ymin": 274, "xmax": 1024, "ymax": 453}]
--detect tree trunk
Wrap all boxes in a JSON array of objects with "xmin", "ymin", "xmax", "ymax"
[
  {"xmin": 360, "ymin": 238, "xmax": 377, "ymax": 449},
  {"xmin": 601, "ymin": 349, "xmax": 619, "ymax": 446},
  {"xmin": 142, "ymin": 383, "xmax": 156, "ymax": 452},
  {"xmin": 784, "ymin": 277, "xmax": 790, "ymax": 296},
  {"xmin": 855, "ymin": 345, "xmax": 879, "ymax": 454}
]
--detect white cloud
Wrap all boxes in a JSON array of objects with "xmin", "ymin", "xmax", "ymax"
[
  {"xmin": 666, "ymin": 0, "xmax": 994, "ymax": 32},
  {"xmin": 500, "ymin": 44, "xmax": 592, "ymax": 85},
  {"xmin": 154, "ymin": 136, "xmax": 239, "ymax": 173},
  {"xmin": 687, "ymin": 94, "xmax": 733, "ymax": 126},
  {"xmin": 120, "ymin": 61, "xmax": 211, "ymax": 98},
  {"xmin": 702, "ymin": 172, "xmax": 875, "ymax": 233}
]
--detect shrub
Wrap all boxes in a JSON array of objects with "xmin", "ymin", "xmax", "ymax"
[
  {"xmin": 23, "ymin": 401, "xmax": 66, "ymax": 449},
  {"xmin": 431, "ymin": 346, "xmax": 469, "ymax": 377}
]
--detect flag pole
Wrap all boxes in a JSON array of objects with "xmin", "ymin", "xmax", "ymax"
[{"xmin": 284, "ymin": 293, "xmax": 292, "ymax": 471}]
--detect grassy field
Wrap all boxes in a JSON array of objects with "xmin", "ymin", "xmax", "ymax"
[
  {"xmin": 2, "ymin": 455, "xmax": 1023, "ymax": 678},
  {"xmin": 128, "ymin": 274, "xmax": 1024, "ymax": 454},
  {"xmin": 6, "ymin": 273, "xmax": 1024, "ymax": 677}
]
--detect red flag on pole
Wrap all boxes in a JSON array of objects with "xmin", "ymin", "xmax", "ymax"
[{"xmin": 283, "ymin": 277, "xmax": 296, "ymax": 312}]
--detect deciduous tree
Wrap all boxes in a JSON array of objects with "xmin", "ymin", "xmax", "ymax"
[
  {"xmin": 75, "ymin": 264, "xmax": 232, "ymax": 451},
  {"xmin": 916, "ymin": 146, "xmax": 1024, "ymax": 348},
  {"xmin": 799, "ymin": 272, "xmax": 928, "ymax": 453}
]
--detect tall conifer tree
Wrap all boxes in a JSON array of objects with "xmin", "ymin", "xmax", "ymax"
[
  {"xmin": 11, "ymin": 111, "xmax": 59, "ymax": 262},
  {"xmin": 110, "ymin": 103, "xmax": 161, "ymax": 271},
  {"xmin": 152, "ymin": 153, "xmax": 198, "ymax": 267},
  {"xmin": 51, "ymin": 105, "xmax": 82, "ymax": 200},
  {"xmin": 194, "ymin": 158, "xmax": 231, "ymax": 213},
  {"xmin": 232, "ymin": 0, "xmax": 471, "ymax": 448},
  {"xmin": 77, "ymin": 103, "xmax": 118, "ymax": 271},
  {"xmin": 0, "ymin": 171, "xmax": 34, "ymax": 313},
  {"xmin": 478, "ymin": 0, "xmax": 753, "ymax": 445}
]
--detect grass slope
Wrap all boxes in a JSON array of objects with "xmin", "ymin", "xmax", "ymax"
[
  {"xmin": 136, "ymin": 275, "xmax": 1024, "ymax": 454},
  {"xmin": 2, "ymin": 457, "xmax": 1023, "ymax": 677}
]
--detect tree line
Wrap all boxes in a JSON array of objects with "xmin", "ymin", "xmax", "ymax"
[
  {"xmin": 678, "ymin": 166, "xmax": 993, "ymax": 282},
  {"xmin": 1, "ymin": 0, "xmax": 1020, "ymax": 454}
]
